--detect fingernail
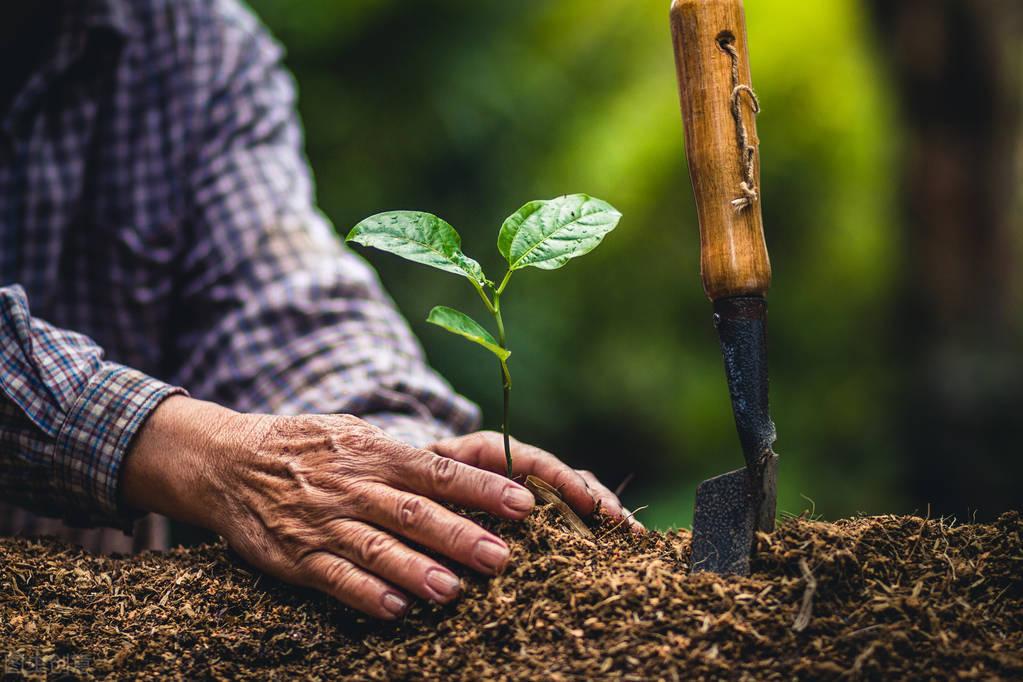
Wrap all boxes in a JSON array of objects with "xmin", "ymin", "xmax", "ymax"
[
  {"xmin": 381, "ymin": 592, "xmax": 408, "ymax": 617},
  {"xmin": 474, "ymin": 538, "xmax": 510, "ymax": 573},
  {"xmin": 503, "ymin": 486, "xmax": 535, "ymax": 513},
  {"xmin": 425, "ymin": 568, "xmax": 461, "ymax": 600}
]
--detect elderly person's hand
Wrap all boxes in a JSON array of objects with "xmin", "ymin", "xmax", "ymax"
[{"xmin": 122, "ymin": 396, "xmax": 630, "ymax": 619}]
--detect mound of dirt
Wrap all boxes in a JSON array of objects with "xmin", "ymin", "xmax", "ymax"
[{"xmin": 1, "ymin": 508, "xmax": 1021, "ymax": 680}]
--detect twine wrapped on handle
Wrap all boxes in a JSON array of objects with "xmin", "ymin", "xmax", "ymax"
[{"xmin": 720, "ymin": 39, "xmax": 761, "ymax": 212}]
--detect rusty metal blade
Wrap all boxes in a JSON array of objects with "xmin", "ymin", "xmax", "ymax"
[
  {"xmin": 690, "ymin": 454, "xmax": 778, "ymax": 575},
  {"xmin": 690, "ymin": 295, "xmax": 778, "ymax": 575}
]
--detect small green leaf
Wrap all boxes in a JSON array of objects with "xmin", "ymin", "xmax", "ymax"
[
  {"xmin": 347, "ymin": 211, "xmax": 486, "ymax": 285},
  {"xmin": 426, "ymin": 306, "xmax": 510, "ymax": 362},
  {"xmin": 498, "ymin": 194, "xmax": 622, "ymax": 271}
]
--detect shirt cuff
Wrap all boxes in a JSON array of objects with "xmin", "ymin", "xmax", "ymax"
[{"xmin": 54, "ymin": 363, "xmax": 186, "ymax": 531}]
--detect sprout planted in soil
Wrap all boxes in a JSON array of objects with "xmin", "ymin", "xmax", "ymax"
[{"xmin": 347, "ymin": 194, "xmax": 622, "ymax": 478}]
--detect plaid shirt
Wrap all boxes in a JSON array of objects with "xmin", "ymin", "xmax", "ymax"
[{"xmin": 0, "ymin": 0, "xmax": 479, "ymax": 532}]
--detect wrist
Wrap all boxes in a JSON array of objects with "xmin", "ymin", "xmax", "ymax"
[{"xmin": 121, "ymin": 395, "xmax": 244, "ymax": 532}]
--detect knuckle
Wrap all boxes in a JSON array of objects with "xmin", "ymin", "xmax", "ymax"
[
  {"xmin": 428, "ymin": 455, "xmax": 459, "ymax": 488},
  {"xmin": 475, "ymin": 470, "xmax": 504, "ymax": 497},
  {"xmin": 553, "ymin": 467, "xmax": 579, "ymax": 490},
  {"xmin": 397, "ymin": 496, "xmax": 428, "ymax": 531},
  {"xmin": 321, "ymin": 558, "xmax": 359, "ymax": 591},
  {"xmin": 404, "ymin": 554, "xmax": 427, "ymax": 577},
  {"xmin": 445, "ymin": 521, "xmax": 471, "ymax": 550},
  {"xmin": 357, "ymin": 531, "xmax": 395, "ymax": 566}
]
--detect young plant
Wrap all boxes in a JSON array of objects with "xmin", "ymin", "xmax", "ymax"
[{"xmin": 346, "ymin": 194, "xmax": 622, "ymax": 479}]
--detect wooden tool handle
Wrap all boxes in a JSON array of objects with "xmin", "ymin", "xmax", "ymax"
[{"xmin": 670, "ymin": 0, "xmax": 771, "ymax": 301}]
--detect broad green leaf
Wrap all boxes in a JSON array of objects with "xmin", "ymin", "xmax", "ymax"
[
  {"xmin": 497, "ymin": 194, "xmax": 622, "ymax": 271},
  {"xmin": 426, "ymin": 306, "xmax": 510, "ymax": 362},
  {"xmin": 347, "ymin": 211, "xmax": 486, "ymax": 285}
]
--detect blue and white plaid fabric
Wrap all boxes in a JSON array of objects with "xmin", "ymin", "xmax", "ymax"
[{"xmin": 0, "ymin": 0, "xmax": 479, "ymax": 532}]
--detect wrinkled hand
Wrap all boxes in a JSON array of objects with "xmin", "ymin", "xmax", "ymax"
[
  {"xmin": 211, "ymin": 413, "xmax": 540, "ymax": 619},
  {"xmin": 123, "ymin": 397, "xmax": 629, "ymax": 620}
]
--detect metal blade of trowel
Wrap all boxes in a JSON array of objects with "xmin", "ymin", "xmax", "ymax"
[
  {"xmin": 670, "ymin": 0, "xmax": 779, "ymax": 575},
  {"xmin": 691, "ymin": 296, "xmax": 778, "ymax": 575}
]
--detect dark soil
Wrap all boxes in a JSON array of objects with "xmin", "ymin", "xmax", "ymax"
[{"xmin": 1, "ymin": 508, "xmax": 1021, "ymax": 681}]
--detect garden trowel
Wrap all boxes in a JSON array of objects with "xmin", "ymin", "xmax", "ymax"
[{"xmin": 669, "ymin": 0, "xmax": 778, "ymax": 575}]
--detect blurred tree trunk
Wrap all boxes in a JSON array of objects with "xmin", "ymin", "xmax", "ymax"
[{"xmin": 867, "ymin": 0, "xmax": 1022, "ymax": 517}]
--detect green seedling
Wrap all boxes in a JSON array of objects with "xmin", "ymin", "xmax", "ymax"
[{"xmin": 347, "ymin": 194, "xmax": 622, "ymax": 479}]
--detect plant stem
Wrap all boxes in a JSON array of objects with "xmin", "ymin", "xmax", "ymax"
[
  {"xmin": 471, "ymin": 280, "xmax": 496, "ymax": 313},
  {"xmin": 500, "ymin": 365, "xmax": 511, "ymax": 478},
  {"xmin": 496, "ymin": 270, "xmax": 513, "ymax": 296},
  {"xmin": 492, "ymin": 276, "xmax": 513, "ymax": 479}
]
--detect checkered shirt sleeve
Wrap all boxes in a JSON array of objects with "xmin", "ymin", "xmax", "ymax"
[
  {"xmin": 0, "ymin": 286, "xmax": 184, "ymax": 530},
  {"xmin": 0, "ymin": 0, "xmax": 479, "ymax": 531}
]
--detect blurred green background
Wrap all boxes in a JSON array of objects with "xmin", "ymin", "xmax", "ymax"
[{"xmin": 247, "ymin": 0, "xmax": 1021, "ymax": 529}]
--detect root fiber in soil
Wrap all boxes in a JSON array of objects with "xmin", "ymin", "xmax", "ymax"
[{"xmin": 1, "ymin": 509, "xmax": 1021, "ymax": 680}]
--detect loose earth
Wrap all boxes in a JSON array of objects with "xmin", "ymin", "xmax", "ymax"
[{"xmin": 1, "ymin": 508, "xmax": 1020, "ymax": 680}]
